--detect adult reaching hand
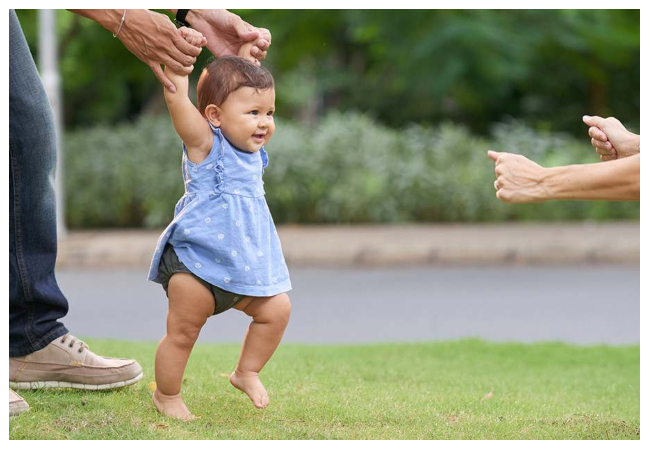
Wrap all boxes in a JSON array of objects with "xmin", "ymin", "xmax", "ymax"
[
  {"xmin": 582, "ymin": 115, "xmax": 640, "ymax": 161},
  {"xmin": 487, "ymin": 152, "xmax": 549, "ymax": 203},
  {"xmin": 487, "ymin": 150, "xmax": 640, "ymax": 203},
  {"xmin": 488, "ymin": 113, "xmax": 640, "ymax": 203}
]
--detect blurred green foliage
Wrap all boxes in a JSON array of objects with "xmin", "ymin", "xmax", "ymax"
[
  {"xmin": 16, "ymin": 10, "xmax": 639, "ymax": 227},
  {"xmin": 16, "ymin": 9, "xmax": 639, "ymax": 136},
  {"xmin": 63, "ymin": 112, "xmax": 639, "ymax": 228}
]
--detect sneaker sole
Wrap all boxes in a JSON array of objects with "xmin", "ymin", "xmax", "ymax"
[
  {"xmin": 9, "ymin": 372, "xmax": 143, "ymax": 391},
  {"xmin": 9, "ymin": 402, "xmax": 30, "ymax": 417}
]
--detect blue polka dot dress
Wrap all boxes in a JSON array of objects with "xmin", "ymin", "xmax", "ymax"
[{"xmin": 148, "ymin": 124, "xmax": 291, "ymax": 297}]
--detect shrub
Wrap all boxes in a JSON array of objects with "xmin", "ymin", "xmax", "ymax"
[{"xmin": 63, "ymin": 112, "xmax": 639, "ymax": 228}]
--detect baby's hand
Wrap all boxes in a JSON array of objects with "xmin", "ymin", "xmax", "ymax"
[
  {"xmin": 165, "ymin": 27, "xmax": 206, "ymax": 81},
  {"xmin": 178, "ymin": 26, "xmax": 207, "ymax": 48},
  {"xmin": 238, "ymin": 42, "xmax": 261, "ymax": 66}
]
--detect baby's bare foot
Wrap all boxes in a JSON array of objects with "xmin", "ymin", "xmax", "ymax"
[
  {"xmin": 152, "ymin": 389, "xmax": 195, "ymax": 421},
  {"xmin": 230, "ymin": 370, "xmax": 269, "ymax": 409}
]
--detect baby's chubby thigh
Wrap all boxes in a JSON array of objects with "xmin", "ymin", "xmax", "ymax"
[
  {"xmin": 167, "ymin": 273, "xmax": 215, "ymax": 348},
  {"xmin": 233, "ymin": 293, "xmax": 292, "ymax": 325}
]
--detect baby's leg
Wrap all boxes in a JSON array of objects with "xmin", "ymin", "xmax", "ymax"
[
  {"xmin": 154, "ymin": 273, "xmax": 214, "ymax": 421},
  {"xmin": 230, "ymin": 293, "xmax": 291, "ymax": 408}
]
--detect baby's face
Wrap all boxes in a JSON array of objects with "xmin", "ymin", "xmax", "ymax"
[{"xmin": 216, "ymin": 87, "xmax": 276, "ymax": 152}]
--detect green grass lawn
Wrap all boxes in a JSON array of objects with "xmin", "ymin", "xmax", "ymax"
[{"xmin": 9, "ymin": 338, "xmax": 639, "ymax": 440}]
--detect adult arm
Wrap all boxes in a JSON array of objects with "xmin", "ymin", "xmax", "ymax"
[
  {"xmin": 583, "ymin": 115, "xmax": 640, "ymax": 161},
  {"xmin": 167, "ymin": 9, "xmax": 271, "ymax": 62},
  {"xmin": 69, "ymin": 9, "xmax": 203, "ymax": 93},
  {"xmin": 488, "ymin": 151, "xmax": 640, "ymax": 203}
]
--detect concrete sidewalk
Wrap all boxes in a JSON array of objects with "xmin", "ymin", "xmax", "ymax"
[{"xmin": 55, "ymin": 222, "xmax": 639, "ymax": 268}]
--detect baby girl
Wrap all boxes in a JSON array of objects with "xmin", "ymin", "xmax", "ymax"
[{"xmin": 147, "ymin": 27, "xmax": 292, "ymax": 421}]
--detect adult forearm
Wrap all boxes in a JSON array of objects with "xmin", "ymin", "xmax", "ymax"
[
  {"xmin": 542, "ymin": 154, "xmax": 640, "ymax": 201},
  {"xmin": 68, "ymin": 9, "xmax": 125, "ymax": 34}
]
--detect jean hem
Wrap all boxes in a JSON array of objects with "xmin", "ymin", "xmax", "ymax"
[{"xmin": 9, "ymin": 325, "xmax": 68, "ymax": 357}]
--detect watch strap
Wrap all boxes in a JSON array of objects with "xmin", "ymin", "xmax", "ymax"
[{"xmin": 175, "ymin": 9, "xmax": 191, "ymax": 27}]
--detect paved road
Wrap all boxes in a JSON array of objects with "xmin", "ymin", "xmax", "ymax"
[{"xmin": 57, "ymin": 265, "xmax": 639, "ymax": 345}]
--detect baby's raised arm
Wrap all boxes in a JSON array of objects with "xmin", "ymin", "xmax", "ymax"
[{"xmin": 164, "ymin": 27, "xmax": 213, "ymax": 162}]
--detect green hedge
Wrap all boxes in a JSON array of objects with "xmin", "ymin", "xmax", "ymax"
[{"xmin": 63, "ymin": 113, "xmax": 639, "ymax": 229}]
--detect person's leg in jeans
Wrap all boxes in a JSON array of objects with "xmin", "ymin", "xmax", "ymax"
[
  {"xmin": 9, "ymin": 8, "xmax": 69, "ymax": 358},
  {"xmin": 9, "ymin": 11, "xmax": 142, "ymax": 401}
]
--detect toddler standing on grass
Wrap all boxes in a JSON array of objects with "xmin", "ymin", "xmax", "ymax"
[{"xmin": 147, "ymin": 27, "xmax": 292, "ymax": 421}]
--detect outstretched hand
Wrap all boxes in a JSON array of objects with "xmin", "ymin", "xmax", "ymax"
[{"xmin": 487, "ymin": 150, "xmax": 548, "ymax": 203}]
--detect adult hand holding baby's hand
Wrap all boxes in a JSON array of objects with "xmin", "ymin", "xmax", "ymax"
[
  {"xmin": 185, "ymin": 10, "xmax": 271, "ymax": 62},
  {"xmin": 163, "ymin": 28, "xmax": 207, "ymax": 81},
  {"xmin": 163, "ymin": 28, "xmax": 208, "ymax": 94},
  {"xmin": 178, "ymin": 26, "xmax": 207, "ymax": 48},
  {"xmin": 112, "ymin": 10, "xmax": 204, "ymax": 93}
]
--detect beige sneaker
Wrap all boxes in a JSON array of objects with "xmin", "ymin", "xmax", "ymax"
[
  {"xmin": 9, "ymin": 389, "xmax": 29, "ymax": 417},
  {"xmin": 9, "ymin": 334, "xmax": 143, "ymax": 390}
]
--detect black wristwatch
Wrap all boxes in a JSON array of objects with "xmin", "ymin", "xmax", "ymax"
[{"xmin": 175, "ymin": 9, "xmax": 191, "ymax": 27}]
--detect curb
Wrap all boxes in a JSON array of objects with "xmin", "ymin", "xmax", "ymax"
[{"xmin": 54, "ymin": 222, "xmax": 639, "ymax": 268}]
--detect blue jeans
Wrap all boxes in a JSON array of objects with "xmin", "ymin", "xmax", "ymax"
[{"xmin": 9, "ymin": 10, "xmax": 68, "ymax": 357}]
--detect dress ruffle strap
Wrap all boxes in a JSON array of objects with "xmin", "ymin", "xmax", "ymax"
[
  {"xmin": 260, "ymin": 147, "xmax": 269, "ymax": 171},
  {"xmin": 208, "ymin": 123, "xmax": 226, "ymax": 194}
]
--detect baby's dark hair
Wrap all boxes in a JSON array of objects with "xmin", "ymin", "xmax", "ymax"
[{"xmin": 197, "ymin": 56, "xmax": 275, "ymax": 117}]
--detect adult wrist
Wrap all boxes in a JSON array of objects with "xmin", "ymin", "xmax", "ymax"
[
  {"xmin": 537, "ymin": 166, "xmax": 560, "ymax": 201},
  {"xmin": 185, "ymin": 9, "xmax": 205, "ymax": 26},
  {"xmin": 175, "ymin": 9, "xmax": 191, "ymax": 27},
  {"xmin": 102, "ymin": 10, "xmax": 122, "ymax": 33},
  {"xmin": 615, "ymin": 132, "xmax": 640, "ymax": 158}
]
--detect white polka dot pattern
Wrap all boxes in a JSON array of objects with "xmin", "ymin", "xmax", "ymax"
[{"xmin": 148, "ymin": 126, "xmax": 291, "ymax": 296}]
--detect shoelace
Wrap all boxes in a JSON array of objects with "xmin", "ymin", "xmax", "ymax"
[{"xmin": 60, "ymin": 334, "xmax": 88, "ymax": 354}]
